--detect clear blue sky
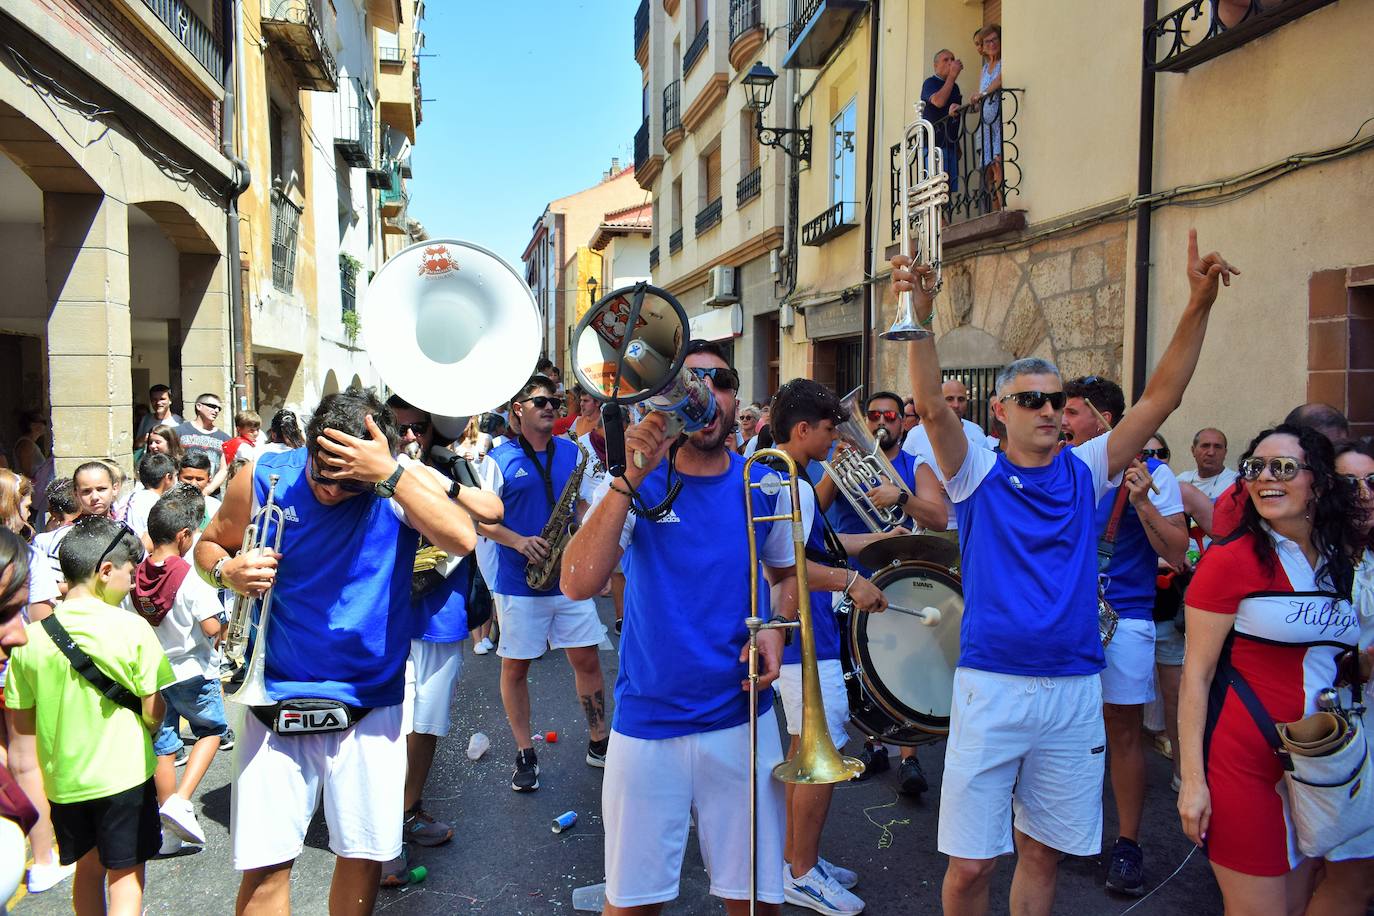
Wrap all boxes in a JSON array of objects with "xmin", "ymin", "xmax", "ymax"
[{"xmin": 407, "ymin": 0, "xmax": 645, "ymax": 270}]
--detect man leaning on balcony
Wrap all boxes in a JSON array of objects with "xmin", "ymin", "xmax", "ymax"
[{"xmin": 921, "ymin": 50, "xmax": 963, "ymax": 195}]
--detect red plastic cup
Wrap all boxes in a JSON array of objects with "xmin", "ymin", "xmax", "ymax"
[{"xmin": 545, "ymin": 731, "xmax": 559, "ymax": 743}]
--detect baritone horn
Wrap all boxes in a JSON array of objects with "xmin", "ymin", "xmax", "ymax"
[
  {"xmin": 882, "ymin": 108, "xmax": 949, "ymax": 341},
  {"xmin": 223, "ymin": 475, "xmax": 284, "ymax": 707},
  {"xmin": 821, "ymin": 386, "xmax": 917, "ymax": 532},
  {"xmin": 744, "ymin": 449, "xmax": 864, "ymax": 912}
]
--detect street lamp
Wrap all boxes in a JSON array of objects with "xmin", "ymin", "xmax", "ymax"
[
  {"xmin": 588, "ymin": 275, "xmax": 598, "ymax": 306},
  {"xmin": 742, "ymin": 63, "xmax": 811, "ymax": 164}
]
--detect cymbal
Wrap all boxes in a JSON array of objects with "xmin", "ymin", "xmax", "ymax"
[{"xmin": 856, "ymin": 533, "xmax": 959, "ymax": 573}]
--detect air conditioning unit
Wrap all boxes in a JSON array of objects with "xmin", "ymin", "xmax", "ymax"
[{"xmin": 704, "ymin": 265, "xmax": 739, "ymax": 306}]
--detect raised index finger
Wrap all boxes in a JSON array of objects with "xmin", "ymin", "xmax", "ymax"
[{"xmin": 1187, "ymin": 228, "xmax": 1199, "ymax": 263}]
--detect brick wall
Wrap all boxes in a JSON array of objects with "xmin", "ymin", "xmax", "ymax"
[
  {"xmin": 1307, "ymin": 266, "xmax": 1374, "ymax": 441},
  {"xmin": 38, "ymin": 0, "xmax": 222, "ymax": 148}
]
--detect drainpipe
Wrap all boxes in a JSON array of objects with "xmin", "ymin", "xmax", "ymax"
[
  {"xmin": 223, "ymin": 0, "xmax": 253, "ymax": 409},
  {"xmin": 1131, "ymin": 1, "xmax": 1158, "ymax": 401},
  {"xmin": 859, "ymin": 0, "xmax": 880, "ymax": 396}
]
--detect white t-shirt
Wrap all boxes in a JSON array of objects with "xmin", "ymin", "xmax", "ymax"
[
  {"xmin": 1176, "ymin": 467, "xmax": 1239, "ymax": 501},
  {"xmin": 25, "ymin": 544, "xmax": 60, "ymax": 607},
  {"xmin": 125, "ymin": 487, "xmax": 164, "ymax": 538},
  {"xmin": 31, "ymin": 525, "xmax": 72, "ymax": 582},
  {"xmin": 133, "ymin": 563, "xmax": 224, "ymax": 682},
  {"xmin": 902, "ymin": 418, "xmax": 993, "ymax": 530}
]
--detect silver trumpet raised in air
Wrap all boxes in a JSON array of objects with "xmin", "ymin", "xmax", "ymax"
[
  {"xmin": 882, "ymin": 109, "xmax": 949, "ymax": 341},
  {"xmin": 821, "ymin": 386, "xmax": 917, "ymax": 532}
]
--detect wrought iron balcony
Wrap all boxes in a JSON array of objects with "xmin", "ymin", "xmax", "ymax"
[
  {"xmin": 649, "ymin": 245, "xmax": 660, "ymax": 270},
  {"xmin": 663, "ymin": 81, "xmax": 682, "ymax": 136},
  {"xmin": 334, "ymin": 77, "xmax": 374, "ymax": 168},
  {"xmin": 784, "ymin": 0, "xmax": 865, "ymax": 69},
  {"xmin": 378, "ymin": 43, "xmax": 407, "ymax": 67},
  {"xmin": 695, "ymin": 197, "xmax": 723, "ymax": 235},
  {"xmin": 380, "ymin": 163, "xmax": 407, "ymax": 214},
  {"xmin": 633, "ymin": 117, "xmax": 650, "ymax": 172},
  {"xmin": 270, "ymin": 187, "xmax": 303, "ymax": 293},
  {"xmin": 730, "ymin": 0, "xmax": 762, "ymax": 42},
  {"xmin": 802, "ymin": 201, "xmax": 857, "ymax": 246},
  {"xmin": 366, "ymin": 159, "xmax": 392, "ymax": 190},
  {"xmin": 888, "ymin": 88, "xmax": 1023, "ymax": 238},
  {"xmin": 669, "ymin": 227, "xmax": 684, "ymax": 253},
  {"xmin": 139, "ymin": 0, "xmax": 224, "ymax": 83},
  {"xmin": 634, "ymin": 0, "xmax": 650, "ymax": 57},
  {"xmin": 683, "ymin": 21, "xmax": 709, "ymax": 75},
  {"xmin": 736, "ymin": 166, "xmax": 761, "ymax": 206},
  {"xmin": 1146, "ymin": 0, "xmax": 1337, "ymax": 72},
  {"xmin": 261, "ymin": 0, "xmax": 338, "ymax": 91}
]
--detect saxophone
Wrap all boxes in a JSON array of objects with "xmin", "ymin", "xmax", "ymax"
[{"xmin": 525, "ymin": 450, "xmax": 588, "ymax": 591}]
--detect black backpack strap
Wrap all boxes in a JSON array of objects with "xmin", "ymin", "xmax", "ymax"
[
  {"xmin": 40, "ymin": 616, "xmax": 142, "ymax": 715},
  {"xmin": 1214, "ymin": 635, "xmax": 1292, "ymax": 771}
]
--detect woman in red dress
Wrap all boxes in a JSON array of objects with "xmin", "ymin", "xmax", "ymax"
[{"xmin": 1178, "ymin": 423, "xmax": 1367, "ymax": 915}]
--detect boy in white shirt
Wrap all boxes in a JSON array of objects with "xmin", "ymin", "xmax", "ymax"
[{"xmin": 129, "ymin": 491, "xmax": 226, "ymax": 852}]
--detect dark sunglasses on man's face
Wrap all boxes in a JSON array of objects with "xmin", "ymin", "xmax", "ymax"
[
  {"xmin": 198, "ymin": 401, "xmax": 222, "ymax": 413},
  {"xmin": 1238, "ymin": 456, "xmax": 1311, "ymax": 481},
  {"xmin": 689, "ymin": 366, "xmax": 740, "ymax": 392},
  {"xmin": 1140, "ymin": 448, "xmax": 1171, "ymax": 462},
  {"xmin": 521, "ymin": 396, "xmax": 563, "ymax": 411},
  {"xmin": 397, "ymin": 420, "xmax": 431, "ymax": 436},
  {"xmin": 867, "ymin": 410, "xmax": 899, "ymax": 422},
  {"xmin": 998, "ymin": 390, "xmax": 1067, "ymax": 411},
  {"xmin": 309, "ymin": 455, "xmax": 370, "ymax": 493}
]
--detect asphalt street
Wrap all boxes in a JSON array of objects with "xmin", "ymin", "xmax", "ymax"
[{"xmin": 17, "ymin": 597, "xmax": 1224, "ymax": 914}]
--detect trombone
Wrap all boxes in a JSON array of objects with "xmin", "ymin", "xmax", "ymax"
[
  {"xmin": 743, "ymin": 448, "xmax": 865, "ymax": 912},
  {"xmin": 223, "ymin": 474, "xmax": 284, "ymax": 707}
]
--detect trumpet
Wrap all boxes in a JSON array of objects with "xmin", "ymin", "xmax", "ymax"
[
  {"xmin": 820, "ymin": 386, "xmax": 916, "ymax": 532},
  {"xmin": 744, "ymin": 449, "xmax": 864, "ymax": 912},
  {"xmin": 882, "ymin": 110, "xmax": 949, "ymax": 341},
  {"xmin": 223, "ymin": 474, "xmax": 284, "ymax": 707}
]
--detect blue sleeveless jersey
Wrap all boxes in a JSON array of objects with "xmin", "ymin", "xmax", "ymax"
[{"xmin": 252, "ymin": 449, "xmax": 421, "ymax": 706}]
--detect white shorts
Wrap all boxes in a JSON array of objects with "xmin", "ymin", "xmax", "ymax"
[
  {"xmin": 775, "ymin": 659, "xmax": 850, "ymax": 749},
  {"xmin": 230, "ymin": 703, "xmax": 405, "ymax": 869},
  {"xmin": 494, "ymin": 593, "xmax": 604, "ymax": 659},
  {"xmin": 1101, "ymin": 618, "xmax": 1157, "ymax": 706},
  {"xmin": 403, "ymin": 639, "xmax": 464, "ymax": 737},
  {"xmin": 603, "ymin": 708, "xmax": 786, "ymax": 907},
  {"xmin": 938, "ymin": 668, "xmax": 1105, "ymax": 859}
]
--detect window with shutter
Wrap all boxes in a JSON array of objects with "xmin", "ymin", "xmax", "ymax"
[{"xmin": 705, "ymin": 146, "xmax": 722, "ymax": 203}]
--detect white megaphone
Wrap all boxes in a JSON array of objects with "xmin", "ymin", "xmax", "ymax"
[{"xmin": 569, "ymin": 283, "xmax": 715, "ymax": 471}]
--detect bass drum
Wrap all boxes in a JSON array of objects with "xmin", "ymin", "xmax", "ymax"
[{"xmin": 843, "ymin": 560, "xmax": 963, "ymax": 746}]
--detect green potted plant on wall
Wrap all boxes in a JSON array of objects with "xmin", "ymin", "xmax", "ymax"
[{"xmin": 339, "ymin": 253, "xmax": 364, "ymax": 345}]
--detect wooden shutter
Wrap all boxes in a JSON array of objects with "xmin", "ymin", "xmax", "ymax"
[
  {"xmin": 983, "ymin": 0, "xmax": 1000, "ymax": 26},
  {"xmin": 705, "ymin": 146, "xmax": 721, "ymax": 202}
]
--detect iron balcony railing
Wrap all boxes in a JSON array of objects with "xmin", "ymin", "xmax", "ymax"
[
  {"xmin": 683, "ymin": 21, "xmax": 709, "ymax": 74},
  {"xmin": 270, "ymin": 187, "xmax": 303, "ymax": 293},
  {"xmin": 380, "ymin": 162, "xmax": 407, "ymax": 208},
  {"xmin": 789, "ymin": 0, "xmax": 824, "ymax": 46},
  {"xmin": 695, "ymin": 197, "xmax": 723, "ymax": 235},
  {"xmin": 378, "ymin": 43, "xmax": 407, "ymax": 65},
  {"xmin": 669, "ymin": 227, "xmax": 684, "ymax": 253},
  {"xmin": 334, "ymin": 77, "xmax": 374, "ymax": 168},
  {"xmin": 649, "ymin": 245, "xmax": 660, "ymax": 270},
  {"xmin": 140, "ymin": 0, "xmax": 224, "ymax": 83},
  {"xmin": 261, "ymin": 0, "xmax": 338, "ymax": 91},
  {"xmin": 729, "ymin": 0, "xmax": 762, "ymax": 43},
  {"xmin": 634, "ymin": 0, "xmax": 650, "ymax": 55},
  {"xmin": 634, "ymin": 117, "xmax": 650, "ymax": 171},
  {"xmin": 1146, "ymin": 0, "xmax": 1338, "ymax": 72},
  {"xmin": 889, "ymin": 87, "xmax": 1022, "ymax": 239},
  {"xmin": 802, "ymin": 201, "xmax": 857, "ymax": 246},
  {"xmin": 736, "ymin": 166, "xmax": 761, "ymax": 205},
  {"xmin": 663, "ymin": 81, "xmax": 681, "ymax": 135}
]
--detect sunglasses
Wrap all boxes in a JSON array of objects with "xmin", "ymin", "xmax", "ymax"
[
  {"xmin": 397, "ymin": 420, "xmax": 431, "ymax": 436},
  {"xmin": 867, "ymin": 409, "xmax": 900, "ymax": 422},
  {"xmin": 1238, "ymin": 456, "xmax": 1311, "ymax": 481},
  {"xmin": 96, "ymin": 522, "xmax": 140, "ymax": 571},
  {"xmin": 309, "ymin": 455, "xmax": 370, "ymax": 493},
  {"xmin": 1341, "ymin": 473, "xmax": 1374, "ymax": 492},
  {"xmin": 689, "ymin": 366, "xmax": 740, "ymax": 391},
  {"xmin": 521, "ymin": 396, "xmax": 563, "ymax": 411},
  {"xmin": 1140, "ymin": 447, "xmax": 1171, "ymax": 462},
  {"xmin": 998, "ymin": 390, "xmax": 1067, "ymax": 411},
  {"xmin": 198, "ymin": 402, "xmax": 222, "ymax": 412}
]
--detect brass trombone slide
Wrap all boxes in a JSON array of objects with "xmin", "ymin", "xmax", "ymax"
[{"xmin": 743, "ymin": 448, "xmax": 865, "ymax": 913}]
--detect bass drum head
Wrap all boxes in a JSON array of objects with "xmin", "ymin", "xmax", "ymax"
[{"xmin": 847, "ymin": 561, "xmax": 962, "ymax": 744}]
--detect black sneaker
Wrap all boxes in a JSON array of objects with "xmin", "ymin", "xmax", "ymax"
[
  {"xmin": 853, "ymin": 742, "xmax": 890, "ymax": 782},
  {"xmin": 511, "ymin": 748, "xmax": 539, "ymax": 792},
  {"xmin": 1106, "ymin": 837, "xmax": 1145, "ymax": 896},
  {"xmin": 173, "ymin": 745, "xmax": 189, "ymax": 768},
  {"xmin": 897, "ymin": 754, "xmax": 928, "ymax": 797},
  {"xmin": 219, "ymin": 728, "xmax": 235, "ymax": 752},
  {"xmin": 586, "ymin": 737, "xmax": 609, "ymax": 769}
]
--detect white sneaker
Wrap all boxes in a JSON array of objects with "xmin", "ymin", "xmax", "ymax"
[
  {"xmin": 818, "ymin": 856, "xmax": 859, "ymax": 889},
  {"xmin": 159, "ymin": 795, "xmax": 207, "ymax": 845},
  {"xmin": 784, "ymin": 863, "xmax": 865, "ymax": 914},
  {"xmin": 26, "ymin": 861, "xmax": 75, "ymax": 893},
  {"xmin": 474, "ymin": 637, "xmax": 494, "ymax": 655},
  {"xmin": 158, "ymin": 832, "xmax": 184, "ymax": 857}
]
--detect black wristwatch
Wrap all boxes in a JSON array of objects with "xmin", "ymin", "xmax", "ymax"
[
  {"xmin": 896, "ymin": 490, "xmax": 910, "ymax": 508},
  {"xmin": 374, "ymin": 464, "xmax": 405, "ymax": 498}
]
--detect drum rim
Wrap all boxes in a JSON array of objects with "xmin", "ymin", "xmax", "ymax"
[{"xmin": 848, "ymin": 560, "xmax": 962, "ymax": 736}]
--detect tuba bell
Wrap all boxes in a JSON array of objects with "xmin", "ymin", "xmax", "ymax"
[{"xmin": 820, "ymin": 386, "xmax": 917, "ymax": 532}]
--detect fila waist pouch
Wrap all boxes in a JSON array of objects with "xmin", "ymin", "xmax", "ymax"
[{"xmin": 251, "ymin": 698, "xmax": 372, "ymax": 735}]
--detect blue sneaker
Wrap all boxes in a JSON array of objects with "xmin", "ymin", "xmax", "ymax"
[{"xmin": 1106, "ymin": 837, "xmax": 1145, "ymax": 896}]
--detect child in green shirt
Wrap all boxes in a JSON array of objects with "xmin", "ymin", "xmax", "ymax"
[{"xmin": 5, "ymin": 517, "xmax": 174, "ymax": 915}]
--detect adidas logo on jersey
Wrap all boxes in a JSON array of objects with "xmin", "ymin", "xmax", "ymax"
[
  {"xmin": 512, "ymin": 468, "xmax": 530, "ymax": 479},
  {"xmin": 655, "ymin": 509, "xmax": 683, "ymax": 524},
  {"xmin": 281, "ymin": 506, "xmax": 300, "ymax": 523}
]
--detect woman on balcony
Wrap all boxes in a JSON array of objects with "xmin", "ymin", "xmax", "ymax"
[{"xmin": 969, "ymin": 24, "xmax": 1003, "ymax": 212}]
